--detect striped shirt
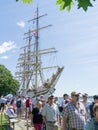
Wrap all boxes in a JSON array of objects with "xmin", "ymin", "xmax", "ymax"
[{"xmin": 62, "ymin": 101, "xmax": 86, "ymax": 129}]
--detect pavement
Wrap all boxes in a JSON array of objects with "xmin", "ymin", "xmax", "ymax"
[
  {"xmin": 0, "ymin": 111, "xmax": 34, "ymax": 130},
  {"xmin": 11, "ymin": 118, "xmax": 35, "ymax": 130},
  {"xmin": 6, "ymin": 117, "xmax": 62, "ymax": 130}
]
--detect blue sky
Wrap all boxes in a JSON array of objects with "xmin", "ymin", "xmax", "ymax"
[{"xmin": 0, "ymin": 0, "xmax": 98, "ymax": 97}]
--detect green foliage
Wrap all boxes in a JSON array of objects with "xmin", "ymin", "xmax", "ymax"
[
  {"xmin": 0, "ymin": 64, "xmax": 19, "ymax": 96},
  {"xmin": 77, "ymin": 0, "xmax": 93, "ymax": 11},
  {"xmin": 16, "ymin": 0, "xmax": 33, "ymax": 3},
  {"xmin": 22, "ymin": 0, "xmax": 33, "ymax": 3},
  {"xmin": 56, "ymin": 0, "xmax": 74, "ymax": 11},
  {"xmin": 57, "ymin": 0, "xmax": 94, "ymax": 11},
  {"xmin": 16, "ymin": 0, "xmax": 95, "ymax": 11}
]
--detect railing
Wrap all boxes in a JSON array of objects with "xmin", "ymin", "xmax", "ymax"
[{"xmin": 0, "ymin": 111, "xmax": 35, "ymax": 130}]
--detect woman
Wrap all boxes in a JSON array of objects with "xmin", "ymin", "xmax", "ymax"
[
  {"xmin": 85, "ymin": 103, "xmax": 98, "ymax": 130},
  {"xmin": 6, "ymin": 104, "xmax": 16, "ymax": 118},
  {"xmin": 32, "ymin": 101, "xmax": 43, "ymax": 130}
]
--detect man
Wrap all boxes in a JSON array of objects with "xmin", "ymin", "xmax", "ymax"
[
  {"xmin": 81, "ymin": 93, "xmax": 91, "ymax": 108},
  {"xmin": 61, "ymin": 93, "xmax": 69, "ymax": 108},
  {"xmin": 26, "ymin": 97, "xmax": 31, "ymax": 118},
  {"xmin": 88, "ymin": 95, "xmax": 98, "ymax": 118},
  {"xmin": 16, "ymin": 96, "xmax": 23, "ymax": 119},
  {"xmin": 62, "ymin": 91, "xmax": 86, "ymax": 130},
  {"xmin": 42, "ymin": 95, "xmax": 59, "ymax": 130},
  {"xmin": 81, "ymin": 93, "xmax": 91, "ymax": 119}
]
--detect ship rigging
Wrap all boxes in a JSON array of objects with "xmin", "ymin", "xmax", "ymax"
[{"xmin": 15, "ymin": 7, "xmax": 64, "ymax": 98}]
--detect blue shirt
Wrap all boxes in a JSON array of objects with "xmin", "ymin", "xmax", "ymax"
[
  {"xmin": 89, "ymin": 102, "xmax": 94, "ymax": 118},
  {"xmin": 85, "ymin": 118, "xmax": 98, "ymax": 130}
]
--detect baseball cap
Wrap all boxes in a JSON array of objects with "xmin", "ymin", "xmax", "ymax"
[
  {"xmin": 40, "ymin": 95, "xmax": 44, "ymax": 98},
  {"xmin": 48, "ymin": 95, "xmax": 54, "ymax": 99},
  {"xmin": 93, "ymin": 95, "xmax": 98, "ymax": 99},
  {"xmin": 82, "ymin": 93, "xmax": 88, "ymax": 97},
  {"xmin": 71, "ymin": 91, "xmax": 80, "ymax": 97}
]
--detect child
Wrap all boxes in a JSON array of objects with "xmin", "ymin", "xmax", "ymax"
[{"xmin": 85, "ymin": 103, "xmax": 98, "ymax": 130}]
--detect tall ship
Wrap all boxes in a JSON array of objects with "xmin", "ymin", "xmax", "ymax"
[{"xmin": 15, "ymin": 8, "xmax": 64, "ymax": 98}]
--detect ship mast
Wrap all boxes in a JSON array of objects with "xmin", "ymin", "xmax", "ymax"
[
  {"xmin": 26, "ymin": 7, "xmax": 52, "ymax": 89},
  {"xmin": 35, "ymin": 7, "xmax": 39, "ymax": 89}
]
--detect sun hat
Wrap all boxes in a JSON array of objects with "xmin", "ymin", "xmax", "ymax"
[{"xmin": 71, "ymin": 91, "xmax": 80, "ymax": 97}]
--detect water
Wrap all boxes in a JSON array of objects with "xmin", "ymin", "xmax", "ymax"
[{"xmin": 58, "ymin": 96, "xmax": 93, "ymax": 105}]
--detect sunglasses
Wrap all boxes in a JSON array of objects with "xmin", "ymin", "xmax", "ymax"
[
  {"xmin": 74, "ymin": 95, "xmax": 79, "ymax": 97},
  {"xmin": 49, "ymin": 98, "xmax": 54, "ymax": 100},
  {"xmin": 83, "ymin": 95, "xmax": 87, "ymax": 97}
]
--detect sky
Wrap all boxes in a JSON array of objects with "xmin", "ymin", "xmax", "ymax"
[{"xmin": 0, "ymin": 0, "xmax": 98, "ymax": 97}]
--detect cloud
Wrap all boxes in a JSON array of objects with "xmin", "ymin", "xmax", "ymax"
[
  {"xmin": 11, "ymin": 50, "xmax": 16, "ymax": 53},
  {"xmin": 0, "ymin": 41, "xmax": 16, "ymax": 54},
  {"xmin": 17, "ymin": 21, "xmax": 25, "ymax": 28},
  {"xmin": 0, "ymin": 56, "xmax": 8, "ymax": 59}
]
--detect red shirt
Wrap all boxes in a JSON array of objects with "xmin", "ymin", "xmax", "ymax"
[{"xmin": 26, "ymin": 99, "xmax": 31, "ymax": 107}]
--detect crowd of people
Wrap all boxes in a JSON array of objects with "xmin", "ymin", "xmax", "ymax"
[{"xmin": 0, "ymin": 92, "xmax": 98, "ymax": 130}]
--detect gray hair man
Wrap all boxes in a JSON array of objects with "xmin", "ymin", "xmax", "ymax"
[
  {"xmin": 62, "ymin": 91, "xmax": 86, "ymax": 130},
  {"xmin": 42, "ymin": 95, "xmax": 59, "ymax": 130}
]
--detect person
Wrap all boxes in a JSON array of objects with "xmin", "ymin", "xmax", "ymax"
[
  {"xmin": 42, "ymin": 95, "xmax": 59, "ymax": 130},
  {"xmin": 6, "ymin": 104, "xmax": 16, "ymax": 118},
  {"xmin": 54, "ymin": 97, "xmax": 59, "ymax": 105},
  {"xmin": 0, "ymin": 96, "xmax": 7, "ymax": 112},
  {"xmin": 59, "ymin": 93, "xmax": 70, "ymax": 117},
  {"xmin": 31, "ymin": 101, "xmax": 43, "ymax": 130},
  {"xmin": 40, "ymin": 98, "xmax": 46, "ymax": 108},
  {"xmin": 85, "ymin": 103, "xmax": 98, "ymax": 130},
  {"xmin": 16, "ymin": 96, "xmax": 23, "ymax": 119},
  {"xmin": 40, "ymin": 95, "xmax": 45, "ymax": 101},
  {"xmin": 10, "ymin": 97, "xmax": 16, "ymax": 112},
  {"xmin": 88, "ymin": 95, "xmax": 98, "ymax": 118},
  {"xmin": 81, "ymin": 93, "xmax": 91, "ymax": 108},
  {"xmin": 62, "ymin": 91, "xmax": 86, "ymax": 130},
  {"xmin": 61, "ymin": 93, "xmax": 69, "ymax": 108},
  {"xmin": 59, "ymin": 98, "xmax": 71, "ymax": 126},
  {"xmin": 58, "ymin": 93, "xmax": 70, "ymax": 123},
  {"xmin": 26, "ymin": 97, "xmax": 31, "ymax": 118},
  {"xmin": 81, "ymin": 93, "xmax": 91, "ymax": 119},
  {"xmin": 40, "ymin": 98, "xmax": 46, "ymax": 130}
]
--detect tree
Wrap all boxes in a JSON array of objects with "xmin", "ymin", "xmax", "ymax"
[
  {"xmin": 16, "ymin": 0, "xmax": 96, "ymax": 11},
  {"xmin": 0, "ymin": 64, "xmax": 19, "ymax": 96}
]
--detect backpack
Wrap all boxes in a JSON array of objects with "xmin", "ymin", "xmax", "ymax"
[
  {"xmin": 16, "ymin": 100, "xmax": 21, "ymax": 108},
  {"xmin": 58, "ymin": 106, "xmax": 63, "ymax": 113}
]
